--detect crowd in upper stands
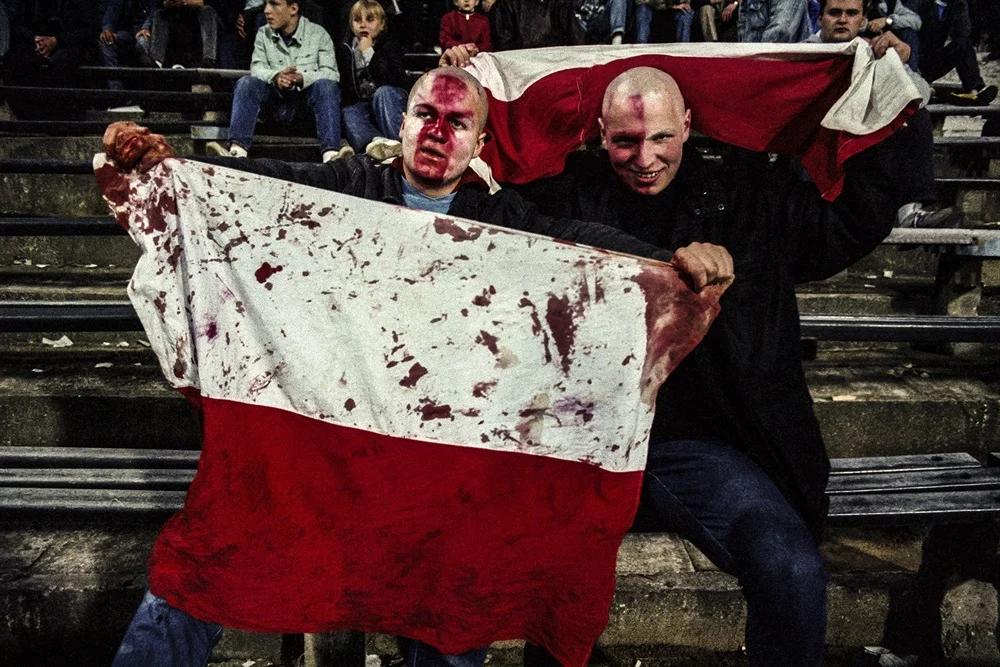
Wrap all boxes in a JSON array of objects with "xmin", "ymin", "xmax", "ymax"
[{"xmin": 0, "ymin": 0, "xmax": 997, "ymax": 149}]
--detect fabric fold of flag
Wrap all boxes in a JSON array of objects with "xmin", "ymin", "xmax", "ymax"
[
  {"xmin": 466, "ymin": 40, "xmax": 921, "ymax": 200},
  {"xmin": 95, "ymin": 155, "xmax": 721, "ymax": 666}
]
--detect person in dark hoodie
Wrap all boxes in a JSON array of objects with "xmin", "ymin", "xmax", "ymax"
[{"xmin": 336, "ymin": 0, "xmax": 410, "ymax": 160}]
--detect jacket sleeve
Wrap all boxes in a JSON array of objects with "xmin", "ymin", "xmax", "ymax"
[
  {"xmin": 191, "ymin": 155, "xmax": 354, "ymax": 192},
  {"xmin": 250, "ymin": 29, "xmax": 280, "ymax": 83},
  {"xmin": 760, "ymin": 0, "xmax": 808, "ymax": 42},
  {"xmin": 889, "ymin": 0, "xmax": 921, "ymax": 31},
  {"xmin": 439, "ymin": 12, "xmax": 456, "ymax": 48},
  {"xmin": 55, "ymin": 0, "xmax": 95, "ymax": 51},
  {"xmin": 102, "ymin": 0, "xmax": 123, "ymax": 31},
  {"xmin": 479, "ymin": 189, "xmax": 672, "ymax": 261},
  {"xmin": 301, "ymin": 26, "xmax": 339, "ymax": 87},
  {"xmin": 370, "ymin": 37, "xmax": 407, "ymax": 88},
  {"xmin": 780, "ymin": 146, "xmax": 897, "ymax": 283},
  {"xmin": 478, "ymin": 14, "xmax": 492, "ymax": 51}
]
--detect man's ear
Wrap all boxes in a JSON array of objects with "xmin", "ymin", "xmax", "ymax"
[
  {"xmin": 598, "ymin": 116, "xmax": 607, "ymax": 149},
  {"xmin": 681, "ymin": 109, "xmax": 691, "ymax": 143},
  {"xmin": 472, "ymin": 131, "xmax": 486, "ymax": 159}
]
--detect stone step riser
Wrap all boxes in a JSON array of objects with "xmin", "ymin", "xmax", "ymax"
[{"xmin": 1, "ymin": 528, "xmax": 995, "ymax": 666}]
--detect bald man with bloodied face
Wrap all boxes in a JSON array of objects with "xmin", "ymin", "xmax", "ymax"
[
  {"xmin": 516, "ymin": 66, "xmax": 902, "ymax": 666},
  {"xmin": 106, "ymin": 67, "xmax": 732, "ymax": 667}
]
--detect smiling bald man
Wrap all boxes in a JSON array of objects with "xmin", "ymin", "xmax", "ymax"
[{"xmin": 516, "ymin": 66, "xmax": 903, "ymax": 666}]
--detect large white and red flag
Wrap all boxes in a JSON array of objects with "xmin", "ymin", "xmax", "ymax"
[
  {"xmin": 96, "ymin": 156, "xmax": 721, "ymax": 665},
  {"xmin": 466, "ymin": 40, "xmax": 922, "ymax": 199}
]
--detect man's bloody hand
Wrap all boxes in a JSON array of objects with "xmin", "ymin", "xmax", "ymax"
[
  {"xmin": 102, "ymin": 121, "xmax": 176, "ymax": 173},
  {"xmin": 670, "ymin": 241, "xmax": 735, "ymax": 293}
]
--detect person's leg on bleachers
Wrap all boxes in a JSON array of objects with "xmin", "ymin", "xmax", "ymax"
[{"xmin": 112, "ymin": 590, "xmax": 224, "ymax": 667}]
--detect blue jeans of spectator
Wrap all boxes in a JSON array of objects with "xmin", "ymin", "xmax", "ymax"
[
  {"xmin": 229, "ymin": 75, "xmax": 343, "ymax": 154},
  {"xmin": 99, "ymin": 30, "xmax": 153, "ymax": 90},
  {"xmin": 342, "ymin": 85, "xmax": 407, "ymax": 152},
  {"xmin": 149, "ymin": 5, "xmax": 219, "ymax": 67},
  {"xmin": 113, "ymin": 590, "xmax": 488, "ymax": 666},
  {"xmin": 112, "ymin": 590, "xmax": 223, "ymax": 667},
  {"xmin": 608, "ymin": 0, "xmax": 628, "ymax": 36},
  {"xmin": 673, "ymin": 6, "xmax": 694, "ymax": 41},
  {"xmin": 643, "ymin": 439, "xmax": 827, "ymax": 666},
  {"xmin": 634, "ymin": 2, "xmax": 654, "ymax": 42}
]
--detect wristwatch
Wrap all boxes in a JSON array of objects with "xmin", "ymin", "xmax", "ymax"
[{"xmin": 886, "ymin": 16, "xmax": 895, "ymax": 27}]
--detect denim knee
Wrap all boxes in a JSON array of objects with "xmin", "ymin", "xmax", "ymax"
[
  {"xmin": 307, "ymin": 78, "xmax": 340, "ymax": 102},
  {"xmin": 234, "ymin": 74, "xmax": 268, "ymax": 103}
]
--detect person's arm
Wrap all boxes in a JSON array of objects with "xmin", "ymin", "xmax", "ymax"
[
  {"xmin": 886, "ymin": 0, "xmax": 921, "ymax": 31},
  {"xmin": 249, "ymin": 28, "xmax": 280, "ymax": 83},
  {"xmin": 477, "ymin": 14, "xmax": 492, "ymax": 51},
  {"xmin": 54, "ymin": 0, "xmax": 96, "ymax": 52},
  {"xmin": 101, "ymin": 0, "xmax": 122, "ymax": 32},
  {"xmin": 369, "ymin": 36, "xmax": 407, "ymax": 88},
  {"xmin": 759, "ymin": 0, "xmax": 808, "ymax": 42},
  {"xmin": 193, "ymin": 154, "xmax": 356, "ymax": 191},
  {"xmin": 490, "ymin": 0, "xmax": 517, "ymax": 50},
  {"xmin": 780, "ymin": 147, "xmax": 898, "ymax": 283},
  {"xmin": 439, "ymin": 11, "xmax": 456, "ymax": 49},
  {"xmin": 301, "ymin": 25, "xmax": 338, "ymax": 87}
]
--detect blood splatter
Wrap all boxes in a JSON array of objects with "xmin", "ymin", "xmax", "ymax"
[
  {"xmin": 434, "ymin": 217, "xmax": 483, "ymax": 242},
  {"xmin": 418, "ymin": 399, "xmax": 453, "ymax": 421},
  {"xmin": 399, "ymin": 362, "xmax": 429, "ymax": 388},
  {"xmin": 344, "ymin": 398, "xmax": 356, "ymax": 411},
  {"xmin": 255, "ymin": 262, "xmax": 283, "ymax": 284},
  {"xmin": 475, "ymin": 330, "xmax": 499, "ymax": 355},
  {"xmin": 472, "ymin": 380, "xmax": 496, "ymax": 398}
]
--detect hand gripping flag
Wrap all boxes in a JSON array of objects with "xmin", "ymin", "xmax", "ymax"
[
  {"xmin": 96, "ymin": 156, "xmax": 722, "ymax": 666},
  {"xmin": 466, "ymin": 40, "xmax": 923, "ymax": 200}
]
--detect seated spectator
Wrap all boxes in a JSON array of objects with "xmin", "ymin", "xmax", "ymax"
[
  {"xmin": 336, "ymin": 0, "xmax": 408, "ymax": 158},
  {"xmin": 917, "ymin": 0, "xmax": 997, "ymax": 105},
  {"xmin": 148, "ymin": 0, "xmax": 220, "ymax": 68},
  {"xmin": 738, "ymin": 0, "xmax": 812, "ymax": 42},
  {"xmin": 635, "ymin": 0, "xmax": 695, "ymax": 43},
  {"xmin": 866, "ymin": 0, "xmax": 921, "ymax": 70},
  {"xmin": 698, "ymin": 0, "xmax": 739, "ymax": 41},
  {"xmin": 575, "ymin": 0, "xmax": 628, "ymax": 44},
  {"xmin": 439, "ymin": 0, "xmax": 491, "ymax": 51},
  {"xmin": 99, "ymin": 0, "xmax": 156, "ymax": 90},
  {"xmin": 207, "ymin": 0, "xmax": 348, "ymax": 162},
  {"xmin": 809, "ymin": 0, "xmax": 962, "ymax": 228},
  {"xmin": 490, "ymin": 0, "xmax": 583, "ymax": 50},
  {"xmin": 4, "ymin": 0, "xmax": 93, "ymax": 117}
]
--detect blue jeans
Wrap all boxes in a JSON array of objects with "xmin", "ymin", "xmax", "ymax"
[
  {"xmin": 112, "ymin": 590, "xmax": 223, "ymax": 667},
  {"xmin": 673, "ymin": 6, "xmax": 694, "ymax": 42},
  {"xmin": 634, "ymin": 3, "xmax": 694, "ymax": 42},
  {"xmin": 114, "ymin": 591, "xmax": 488, "ymax": 666},
  {"xmin": 342, "ymin": 85, "xmax": 407, "ymax": 152},
  {"xmin": 643, "ymin": 439, "xmax": 827, "ymax": 666},
  {"xmin": 229, "ymin": 74, "xmax": 343, "ymax": 153},
  {"xmin": 99, "ymin": 29, "xmax": 153, "ymax": 90}
]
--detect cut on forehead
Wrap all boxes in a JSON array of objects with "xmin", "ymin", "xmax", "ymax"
[
  {"xmin": 602, "ymin": 67, "xmax": 686, "ymax": 117},
  {"xmin": 408, "ymin": 67, "xmax": 489, "ymax": 130}
]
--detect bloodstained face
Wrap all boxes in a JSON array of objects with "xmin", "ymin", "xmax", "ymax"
[
  {"xmin": 599, "ymin": 91, "xmax": 690, "ymax": 196},
  {"xmin": 400, "ymin": 73, "xmax": 486, "ymax": 196},
  {"xmin": 819, "ymin": 0, "xmax": 865, "ymax": 42},
  {"xmin": 102, "ymin": 121, "xmax": 175, "ymax": 173}
]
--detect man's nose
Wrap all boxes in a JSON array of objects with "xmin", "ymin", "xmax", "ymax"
[{"xmin": 634, "ymin": 140, "xmax": 656, "ymax": 166}]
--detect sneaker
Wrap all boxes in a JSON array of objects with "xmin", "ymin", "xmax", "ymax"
[
  {"xmin": 206, "ymin": 141, "xmax": 247, "ymax": 158},
  {"xmin": 897, "ymin": 204, "xmax": 964, "ymax": 229},
  {"xmin": 322, "ymin": 145, "xmax": 355, "ymax": 163},
  {"xmin": 364, "ymin": 137, "xmax": 402, "ymax": 161},
  {"xmin": 949, "ymin": 84, "xmax": 998, "ymax": 106},
  {"xmin": 107, "ymin": 104, "xmax": 145, "ymax": 114},
  {"xmin": 171, "ymin": 63, "xmax": 185, "ymax": 70}
]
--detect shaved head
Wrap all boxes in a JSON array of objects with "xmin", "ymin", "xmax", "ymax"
[
  {"xmin": 599, "ymin": 67, "xmax": 691, "ymax": 196},
  {"xmin": 409, "ymin": 67, "xmax": 489, "ymax": 132},
  {"xmin": 601, "ymin": 67, "xmax": 687, "ymax": 120}
]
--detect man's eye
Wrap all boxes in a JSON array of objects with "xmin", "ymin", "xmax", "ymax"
[
  {"xmin": 415, "ymin": 110, "xmax": 431, "ymax": 119},
  {"xmin": 450, "ymin": 119, "xmax": 467, "ymax": 130}
]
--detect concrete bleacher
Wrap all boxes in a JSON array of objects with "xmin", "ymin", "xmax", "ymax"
[{"xmin": 2, "ymin": 56, "xmax": 1000, "ymax": 666}]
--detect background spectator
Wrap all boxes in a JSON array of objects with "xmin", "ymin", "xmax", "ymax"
[
  {"xmin": 100, "ymin": 0, "xmax": 156, "ymax": 90},
  {"xmin": 635, "ymin": 0, "xmax": 694, "ymax": 43},
  {"xmin": 207, "ymin": 0, "xmax": 347, "ymax": 161},
  {"xmin": 866, "ymin": 0, "xmax": 921, "ymax": 70},
  {"xmin": 698, "ymin": 0, "xmax": 739, "ymax": 41},
  {"xmin": 0, "ymin": 0, "xmax": 9, "ymax": 64},
  {"xmin": 148, "ymin": 0, "xmax": 220, "ymax": 67},
  {"xmin": 738, "ymin": 0, "xmax": 811, "ymax": 42},
  {"xmin": 439, "ymin": 0, "xmax": 491, "ymax": 51},
  {"xmin": 490, "ymin": 0, "xmax": 583, "ymax": 50},
  {"xmin": 574, "ymin": 0, "xmax": 628, "ymax": 44},
  {"xmin": 4, "ymin": 0, "xmax": 94, "ymax": 118},
  {"xmin": 917, "ymin": 0, "xmax": 997, "ymax": 105},
  {"xmin": 337, "ymin": 0, "xmax": 409, "ymax": 158}
]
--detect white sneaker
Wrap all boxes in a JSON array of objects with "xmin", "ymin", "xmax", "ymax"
[
  {"xmin": 322, "ymin": 145, "xmax": 355, "ymax": 163},
  {"xmin": 206, "ymin": 141, "xmax": 247, "ymax": 158},
  {"xmin": 364, "ymin": 137, "xmax": 402, "ymax": 161}
]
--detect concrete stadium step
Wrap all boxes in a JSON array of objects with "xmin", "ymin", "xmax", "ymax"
[
  {"xmin": 1, "ymin": 350, "xmax": 997, "ymax": 458},
  {"xmin": 1, "ymin": 522, "xmax": 995, "ymax": 666}
]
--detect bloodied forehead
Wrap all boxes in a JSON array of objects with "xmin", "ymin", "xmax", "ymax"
[
  {"xmin": 601, "ymin": 67, "xmax": 686, "ymax": 121},
  {"xmin": 408, "ymin": 69, "xmax": 488, "ymax": 131}
]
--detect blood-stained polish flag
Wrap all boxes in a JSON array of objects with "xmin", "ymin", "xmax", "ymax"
[
  {"xmin": 96, "ymin": 156, "xmax": 722, "ymax": 665},
  {"xmin": 466, "ymin": 40, "xmax": 923, "ymax": 200}
]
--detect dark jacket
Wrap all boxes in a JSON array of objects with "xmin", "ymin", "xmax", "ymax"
[
  {"xmin": 195, "ymin": 153, "xmax": 672, "ymax": 263},
  {"xmin": 516, "ymin": 146, "xmax": 897, "ymax": 538},
  {"xmin": 101, "ymin": 0, "xmax": 156, "ymax": 32},
  {"xmin": 9, "ymin": 0, "xmax": 93, "ymax": 51},
  {"xmin": 334, "ymin": 32, "xmax": 408, "ymax": 107},
  {"xmin": 490, "ymin": 0, "xmax": 583, "ymax": 50}
]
